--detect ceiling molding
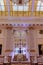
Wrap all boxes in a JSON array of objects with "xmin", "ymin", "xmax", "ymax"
[{"xmin": 0, "ymin": 16, "xmax": 43, "ymax": 24}]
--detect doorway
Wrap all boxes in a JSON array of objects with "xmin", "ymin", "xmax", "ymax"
[{"xmin": 0, "ymin": 44, "xmax": 2, "ymax": 55}]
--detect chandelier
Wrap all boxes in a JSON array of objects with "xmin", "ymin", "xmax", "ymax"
[{"xmin": 10, "ymin": 0, "xmax": 30, "ymax": 4}]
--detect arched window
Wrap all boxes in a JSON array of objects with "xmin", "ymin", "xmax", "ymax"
[
  {"xmin": 14, "ymin": 47, "xmax": 26, "ymax": 55},
  {"xmin": 12, "ymin": 0, "xmax": 29, "ymax": 11},
  {"xmin": 0, "ymin": 0, "xmax": 5, "ymax": 11},
  {"xmin": 37, "ymin": 0, "xmax": 43, "ymax": 11}
]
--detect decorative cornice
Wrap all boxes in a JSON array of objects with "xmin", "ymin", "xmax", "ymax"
[
  {"xmin": 0, "ymin": 16, "xmax": 43, "ymax": 21},
  {"xmin": 0, "ymin": 24, "xmax": 43, "ymax": 30}
]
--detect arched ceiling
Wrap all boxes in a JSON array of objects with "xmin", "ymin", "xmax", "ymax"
[{"xmin": 0, "ymin": 0, "xmax": 43, "ymax": 16}]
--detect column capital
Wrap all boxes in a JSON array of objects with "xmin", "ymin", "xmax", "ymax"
[
  {"xmin": 6, "ymin": 26, "xmax": 13, "ymax": 30},
  {"xmin": 29, "ymin": 26, "xmax": 35, "ymax": 30}
]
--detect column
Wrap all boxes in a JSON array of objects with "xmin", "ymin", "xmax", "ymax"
[
  {"xmin": 32, "ymin": 0, "xmax": 34, "ymax": 11},
  {"xmin": 32, "ymin": 0, "xmax": 35, "ymax": 15},
  {"xmin": 29, "ymin": 27, "xmax": 37, "ymax": 64},
  {"xmin": 6, "ymin": 0, "xmax": 10, "ymax": 16},
  {"xmin": 5, "ymin": 26, "xmax": 13, "ymax": 56},
  {"xmin": 25, "ymin": 30, "xmax": 30, "ymax": 62}
]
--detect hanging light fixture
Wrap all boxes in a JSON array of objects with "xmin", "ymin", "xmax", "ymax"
[{"xmin": 10, "ymin": 0, "xmax": 30, "ymax": 4}]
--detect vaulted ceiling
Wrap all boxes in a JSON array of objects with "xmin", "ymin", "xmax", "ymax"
[{"xmin": 0, "ymin": 0, "xmax": 43, "ymax": 16}]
